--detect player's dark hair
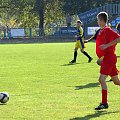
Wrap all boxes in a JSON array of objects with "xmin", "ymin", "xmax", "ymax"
[
  {"xmin": 97, "ymin": 12, "xmax": 108, "ymax": 23},
  {"xmin": 77, "ymin": 20, "xmax": 82, "ymax": 24}
]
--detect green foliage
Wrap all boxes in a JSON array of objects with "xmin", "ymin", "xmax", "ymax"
[
  {"xmin": 0, "ymin": 0, "xmax": 37, "ymax": 28},
  {"xmin": 0, "ymin": 0, "xmax": 120, "ymax": 30},
  {"xmin": 45, "ymin": 0, "xmax": 64, "ymax": 26}
]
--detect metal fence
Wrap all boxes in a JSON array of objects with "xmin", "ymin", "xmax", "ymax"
[
  {"xmin": 0, "ymin": 25, "xmax": 118, "ymax": 40},
  {"xmin": 0, "ymin": 27, "xmax": 79, "ymax": 39}
]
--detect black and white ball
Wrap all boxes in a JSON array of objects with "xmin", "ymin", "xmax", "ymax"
[{"xmin": 0, "ymin": 92, "xmax": 9, "ymax": 103}]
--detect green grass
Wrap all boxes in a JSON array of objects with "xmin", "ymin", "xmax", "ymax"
[{"xmin": 0, "ymin": 42, "xmax": 120, "ymax": 120}]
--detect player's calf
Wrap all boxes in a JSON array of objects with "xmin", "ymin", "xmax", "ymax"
[
  {"xmin": 112, "ymin": 76, "xmax": 120, "ymax": 86},
  {"xmin": 81, "ymin": 50, "xmax": 93, "ymax": 63},
  {"xmin": 95, "ymin": 74, "xmax": 108, "ymax": 110},
  {"xmin": 69, "ymin": 48, "xmax": 78, "ymax": 64},
  {"xmin": 99, "ymin": 74, "xmax": 108, "ymax": 90}
]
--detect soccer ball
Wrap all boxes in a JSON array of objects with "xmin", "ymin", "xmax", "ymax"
[{"xmin": 0, "ymin": 92, "xmax": 9, "ymax": 103}]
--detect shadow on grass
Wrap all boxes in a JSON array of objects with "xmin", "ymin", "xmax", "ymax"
[
  {"xmin": 0, "ymin": 103, "xmax": 7, "ymax": 105},
  {"xmin": 117, "ymin": 56, "xmax": 120, "ymax": 58},
  {"xmin": 61, "ymin": 63, "xmax": 81, "ymax": 66},
  {"xmin": 69, "ymin": 80, "xmax": 113, "ymax": 90},
  {"xmin": 70, "ymin": 111, "xmax": 120, "ymax": 120},
  {"xmin": 61, "ymin": 61, "xmax": 96, "ymax": 66},
  {"xmin": 73, "ymin": 82, "xmax": 100, "ymax": 90}
]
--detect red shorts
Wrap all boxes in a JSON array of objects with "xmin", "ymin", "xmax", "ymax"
[{"xmin": 100, "ymin": 62, "xmax": 119, "ymax": 77}]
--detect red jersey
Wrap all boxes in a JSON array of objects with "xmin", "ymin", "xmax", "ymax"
[{"xmin": 96, "ymin": 26, "xmax": 120, "ymax": 62}]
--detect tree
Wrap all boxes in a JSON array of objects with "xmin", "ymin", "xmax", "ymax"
[
  {"xmin": 33, "ymin": 0, "xmax": 45, "ymax": 35},
  {"xmin": 1, "ymin": 0, "xmax": 120, "ymax": 36},
  {"xmin": 0, "ymin": 0, "xmax": 64, "ymax": 35},
  {"xmin": 0, "ymin": 0, "xmax": 37, "ymax": 28},
  {"xmin": 33, "ymin": 0, "xmax": 64, "ymax": 36}
]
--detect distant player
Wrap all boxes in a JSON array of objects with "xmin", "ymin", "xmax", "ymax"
[
  {"xmin": 116, "ymin": 22, "xmax": 120, "ymax": 34},
  {"xmin": 70, "ymin": 20, "xmax": 93, "ymax": 64},
  {"xmin": 107, "ymin": 19, "xmax": 111, "ymax": 28},
  {"xmin": 94, "ymin": 12, "xmax": 120, "ymax": 110}
]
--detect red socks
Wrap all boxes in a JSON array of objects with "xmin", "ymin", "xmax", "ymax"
[{"xmin": 102, "ymin": 89, "xmax": 108, "ymax": 104}]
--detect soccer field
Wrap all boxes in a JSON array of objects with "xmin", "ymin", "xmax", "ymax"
[{"xmin": 0, "ymin": 42, "xmax": 120, "ymax": 120}]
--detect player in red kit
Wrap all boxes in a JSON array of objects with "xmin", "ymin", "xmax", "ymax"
[{"xmin": 95, "ymin": 12, "xmax": 120, "ymax": 110}]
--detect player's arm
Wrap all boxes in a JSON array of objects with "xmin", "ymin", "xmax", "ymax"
[
  {"xmin": 84, "ymin": 36, "xmax": 95, "ymax": 43},
  {"xmin": 100, "ymin": 37, "xmax": 120, "ymax": 50},
  {"xmin": 85, "ymin": 29, "xmax": 100, "ymax": 43},
  {"xmin": 116, "ymin": 24, "xmax": 118, "ymax": 29},
  {"xmin": 77, "ymin": 34, "xmax": 82, "ymax": 38}
]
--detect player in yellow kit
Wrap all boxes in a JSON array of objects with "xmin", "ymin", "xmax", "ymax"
[
  {"xmin": 70, "ymin": 20, "xmax": 93, "ymax": 64},
  {"xmin": 116, "ymin": 22, "xmax": 120, "ymax": 34}
]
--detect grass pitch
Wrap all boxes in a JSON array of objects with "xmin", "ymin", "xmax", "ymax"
[{"xmin": 0, "ymin": 42, "xmax": 120, "ymax": 120}]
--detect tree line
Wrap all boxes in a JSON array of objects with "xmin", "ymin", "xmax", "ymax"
[{"xmin": 0, "ymin": 0, "xmax": 119, "ymax": 35}]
